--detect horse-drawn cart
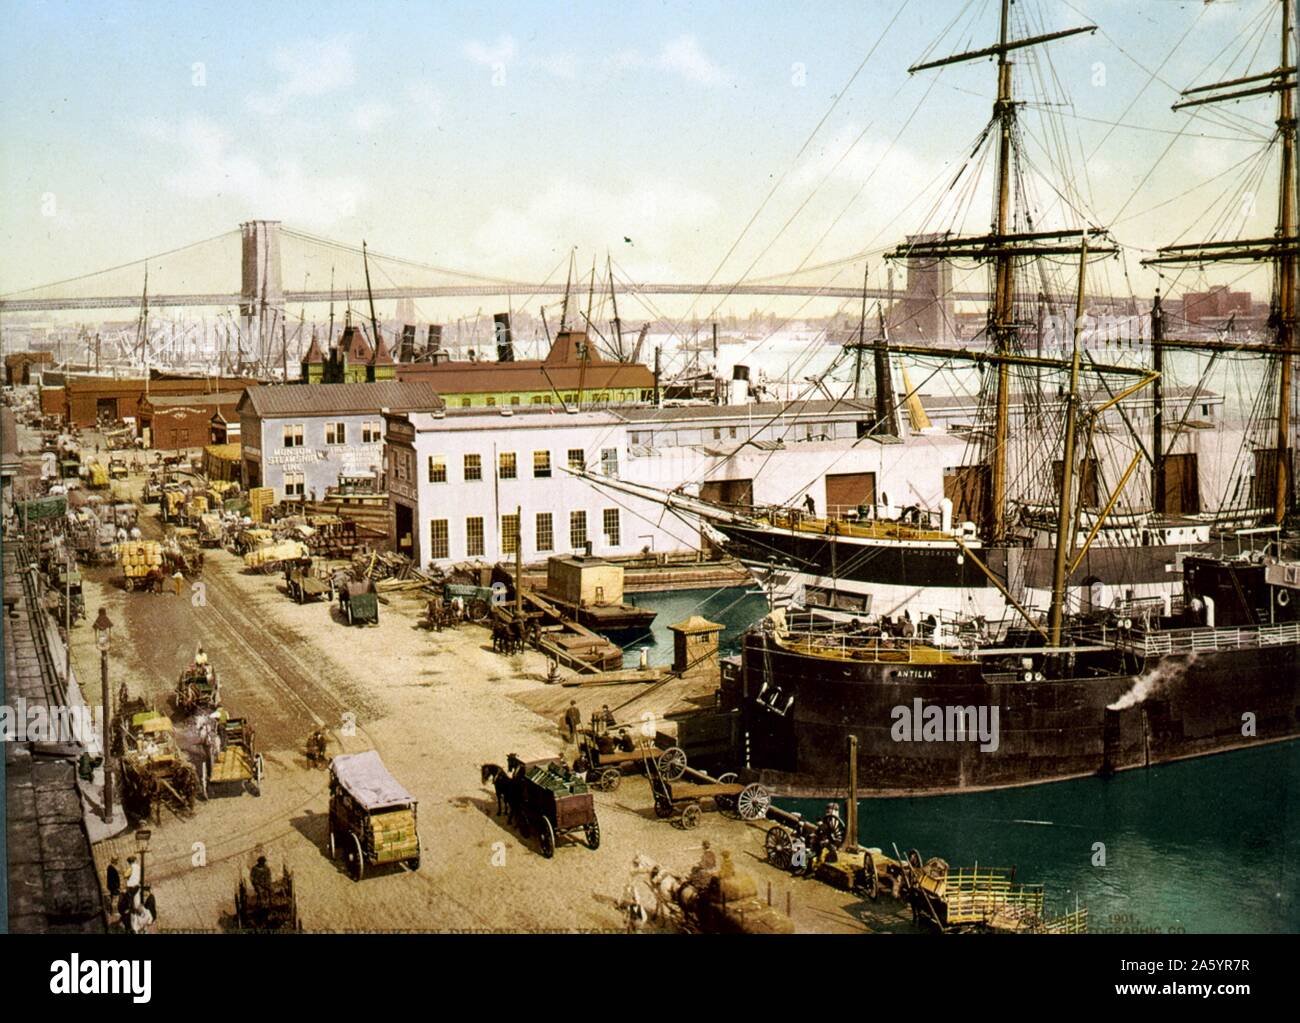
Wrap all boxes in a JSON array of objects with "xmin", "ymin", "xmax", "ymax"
[
  {"xmin": 644, "ymin": 748, "xmax": 770, "ymax": 829},
  {"xmin": 574, "ymin": 728, "xmax": 676, "ymax": 793},
  {"xmin": 114, "ymin": 687, "xmax": 199, "ymax": 823},
  {"xmin": 174, "ymin": 655, "xmax": 220, "ymax": 717},
  {"xmin": 235, "ymin": 862, "xmax": 302, "ymax": 932},
  {"xmin": 285, "ymin": 559, "xmax": 331, "ymax": 604},
  {"xmin": 200, "ymin": 711, "xmax": 264, "ymax": 799},
  {"xmin": 340, "ymin": 579, "xmax": 379, "ymax": 626},
  {"xmin": 513, "ymin": 757, "xmax": 600, "ymax": 858},
  {"xmin": 328, "ymin": 751, "xmax": 420, "ymax": 881}
]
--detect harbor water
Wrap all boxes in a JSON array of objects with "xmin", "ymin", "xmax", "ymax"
[{"xmin": 622, "ymin": 587, "xmax": 1298, "ymax": 934}]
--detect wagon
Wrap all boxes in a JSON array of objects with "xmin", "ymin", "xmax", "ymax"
[
  {"xmin": 200, "ymin": 711, "xmax": 264, "ymax": 799},
  {"xmin": 235, "ymin": 863, "xmax": 302, "ymax": 932},
  {"xmin": 513, "ymin": 756, "xmax": 600, "ymax": 858},
  {"xmin": 328, "ymin": 751, "xmax": 420, "ymax": 881},
  {"xmin": 644, "ymin": 749, "xmax": 770, "ymax": 829},
  {"xmin": 108, "ymin": 457, "xmax": 129, "ymax": 480},
  {"xmin": 114, "ymin": 690, "xmax": 199, "ymax": 823},
  {"xmin": 341, "ymin": 579, "xmax": 379, "ymax": 626},
  {"xmin": 443, "ymin": 583, "xmax": 493, "ymax": 623},
  {"xmin": 175, "ymin": 659, "xmax": 220, "ymax": 717},
  {"xmin": 285, "ymin": 559, "xmax": 330, "ymax": 604},
  {"xmin": 573, "ymin": 728, "xmax": 675, "ymax": 792}
]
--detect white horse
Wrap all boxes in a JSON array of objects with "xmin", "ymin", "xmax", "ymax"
[{"xmin": 629, "ymin": 853, "xmax": 693, "ymax": 924}]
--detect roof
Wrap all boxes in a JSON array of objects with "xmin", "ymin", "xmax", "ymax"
[
  {"xmin": 239, "ymin": 380, "xmax": 443, "ymax": 418},
  {"xmin": 140, "ymin": 391, "xmax": 244, "ymax": 409},
  {"xmin": 369, "ymin": 332, "xmax": 394, "ymax": 366},
  {"xmin": 337, "ymin": 325, "xmax": 373, "ymax": 364},
  {"xmin": 302, "ymin": 334, "xmax": 326, "ymax": 365},
  {"xmin": 544, "ymin": 330, "xmax": 606, "ymax": 365},
  {"xmin": 619, "ymin": 398, "xmax": 873, "ymax": 423},
  {"xmin": 63, "ymin": 374, "xmax": 260, "ymax": 395},
  {"xmin": 668, "ymin": 615, "xmax": 724, "ymax": 634},
  {"xmin": 397, "ymin": 359, "xmax": 654, "ymax": 394},
  {"xmin": 331, "ymin": 750, "xmax": 416, "ymax": 808}
]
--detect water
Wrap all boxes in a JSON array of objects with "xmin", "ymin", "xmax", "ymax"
[
  {"xmin": 785, "ymin": 740, "xmax": 1300, "ymax": 934},
  {"xmin": 619, "ymin": 585, "xmax": 769, "ymax": 668}
]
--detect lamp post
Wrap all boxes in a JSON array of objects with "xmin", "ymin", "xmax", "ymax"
[{"xmin": 93, "ymin": 608, "xmax": 114, "ymax": 822}]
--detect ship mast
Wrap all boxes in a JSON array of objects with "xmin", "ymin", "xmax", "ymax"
[
  {"xmin": 1144, "ymin": 0, "xmax": 1297, "ymax": 525},
  {"xmin": 893, "ymin": 1, "xmax": 1109, "ymax": 538}
]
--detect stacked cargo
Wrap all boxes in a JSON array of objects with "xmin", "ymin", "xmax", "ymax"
[
  {"xmin": 249, "ymin": 487, "xmax": 275, "ymax": 525},
  {"xmin": 243, "ymin": 540, "xmax": 309, "ymax": 572},
  {"xmin": 118, "ymin": 540, "xmax": 164, "ymax": 590}
]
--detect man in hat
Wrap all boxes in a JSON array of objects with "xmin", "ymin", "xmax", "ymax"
[
  {"xmin": 250, "ymin": 855, "xmax": 272, "ymax": 903},
  {"xmin": 563, "ymin": 700, "xmax": 582, "ymax": 743}
]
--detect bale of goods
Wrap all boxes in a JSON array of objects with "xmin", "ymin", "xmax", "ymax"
[
  {"xmin": 117, "ymin": 540, "xmax": 164, "ymax": 578},
  {"xmin": 243, "ymin": 540, "xmax": 308, "ymax": 570},
  {"xmin": 186, "ymin": 495, "xmax": 209, "ymax": 518},
  {"xmin": 249, "ymin": 487, "xmax": 275, "ymax": 525}
]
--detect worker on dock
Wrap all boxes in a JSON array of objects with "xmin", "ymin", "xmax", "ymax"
[
  {"xmin": 564, "ymin": 700, "xmax": 582, "ymax": 743},
  {"xmin": 250, "ymin": 855, "xmax": 272, "ymax": 903}
]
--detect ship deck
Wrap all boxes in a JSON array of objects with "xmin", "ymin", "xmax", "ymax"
[{"xmin": 754, "ymin": 511, "xmax": 957, "ymax": 544}]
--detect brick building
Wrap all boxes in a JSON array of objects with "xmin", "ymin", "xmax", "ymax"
[
  {"xmin": 137, "ymin": 391, "xmax": 245, "ymax": 450},
  {"xmin": 45, "ymin": 374, "xmax": 259, "ymax": 427}
]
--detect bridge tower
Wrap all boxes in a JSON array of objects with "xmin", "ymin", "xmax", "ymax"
[{"xmin": 240, "ymin": 220, "xmax": 285, "ymax": 366}]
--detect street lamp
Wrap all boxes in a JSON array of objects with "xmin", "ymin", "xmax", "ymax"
[{"xmin": 93, "ymin": 608, "xmax": 114, "ymax": 822}]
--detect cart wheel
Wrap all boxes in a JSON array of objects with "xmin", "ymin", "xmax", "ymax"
[
  {"xmin": 539, "ymin": 818, "xmax": 555, "ymax": 859},
  {"xmin": 765, "ymin": 826, "xmax": 794, "ymax": 870},
  {"xmin": 657, "ymin": 747, "xmax": 687, "ymax": 781},
  {"xmin": 653, "ymin": 794, "xmax": 675, "ymax": 820},
  {"xmin": 858, "ymin": 856, "xmax": 880, "ymax": 902},
  {"xmin": 255, "ymin": 753, "xmax": 265, "ymax": 786},
  {"xmin": 407, "ymin": 854, "xmax": 420, "ymax": 871},
  {"xmin": 198, "ymin": 760, "xmax": 209, "ymax": 801},
  {"xmin": 328, "ymin": 829, "xmax": 338, "ymax": 860},
  {"xmin": 825, "ymin": 813, "xmax": 847, "ymax": 847},
  {"xmin": 736, "ymin": 783, "xmax": 772, "ymax": 821},
  {"xmin": 597, "ymin": 768, "xmax": 621, "ymax": 792},
  {"xmin": 715, "ymin": 772, "xmax": 739, "ymax": 815},
  {"xmin": 348, "ymin": 833, "xmax": 364, "ymax": 881},
  {"xmin": 585, "ymin": 819, "xmax": 601, "ymax": 850},
  {"xmin": 680, "ymin": 803, "xmax": 702, "ymax": 830}
]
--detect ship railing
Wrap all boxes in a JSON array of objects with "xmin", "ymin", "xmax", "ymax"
[
  {"xmin": 774, "ymin": 629, "xmax": 949, "ymax": 662},
  {"xmin": 1042, "ymin": 906, "xmax": 1090, "ymax": 934},
  {"xmin": 1123, "ymin": 619, "xmax": 1300, "ymax": 657}
]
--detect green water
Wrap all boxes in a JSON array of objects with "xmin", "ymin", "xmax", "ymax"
[{"xmin": 622, "ymin": 587, "xmax": 1299, "ymax": 934}]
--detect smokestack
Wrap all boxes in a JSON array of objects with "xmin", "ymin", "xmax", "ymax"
[
  {"xmin": 494, "ymin": 313, "xmax": 514, "ymax": 362},
  {"xmin": 400, "ymin": 324, "xmax": 416, "ymax": 363}
]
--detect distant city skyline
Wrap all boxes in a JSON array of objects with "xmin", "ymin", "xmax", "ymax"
[{"xmin": 1, "ymin": 0, "xmax": 1294, "ymax": 323}]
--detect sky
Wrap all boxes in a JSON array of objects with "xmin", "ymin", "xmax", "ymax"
[{"xmin": 0, "ymin": 0, "xmax": 1294, "ymax": 322}]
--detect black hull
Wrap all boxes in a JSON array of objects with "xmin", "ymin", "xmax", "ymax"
[{"xmin": 736, "ymin": 633, "xmax": 1300, "ymax": 795}]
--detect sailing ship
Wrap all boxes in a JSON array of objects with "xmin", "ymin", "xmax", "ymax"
[{"xmin": 585, "ymin": 0, "xmax": 1300, "ymax": 794}]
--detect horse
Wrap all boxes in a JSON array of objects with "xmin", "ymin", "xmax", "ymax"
[
  {"xmin": 481, "ymin": 754, "xmax": 525, "ymax": 821},
  {"xmin": 629, "ymin": 853, "xmax": 687, "ymax": 924}
]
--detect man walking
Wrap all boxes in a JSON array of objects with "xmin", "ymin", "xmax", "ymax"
[{"xmin": 564, "ymin": 700, "xmax": 582, "ymax": 743}]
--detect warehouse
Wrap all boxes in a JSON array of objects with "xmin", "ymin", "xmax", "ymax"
[
  {"xmin": 48, "ymin": 374, "xmax": 258, "ymax": 427},
  {"xmin": 137, "ymin": 392, "xmax": 244, "ymax": 450},
  {"xmin": 238, "ymin": 380, "xmax": 442, "ymax": 501}
]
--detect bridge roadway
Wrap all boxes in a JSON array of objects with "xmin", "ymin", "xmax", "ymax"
[{"xmin": 2, "ymin": 282, "xmax": 1058, "ymax": 312}]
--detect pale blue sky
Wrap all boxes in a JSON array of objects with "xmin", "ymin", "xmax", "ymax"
[{"xmin": 1, "ymin": 0, "xmax": 1293, "ymax": 317}]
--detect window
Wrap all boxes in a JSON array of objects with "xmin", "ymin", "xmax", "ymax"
[
  {"xmin": 361, "ymin": 421, "xmax": 382, "ymax": 443},
  {"xmin": 729, "ymin": 426, "xmax": 737, "ymax": 439},
  {"xmin": 461, "ymin": 397, "xmax": 472, "ymax": 408},
  {"xmin": 536, "ymin": 512, "xmax": 554, "ymax": 552},
  {"xmin": 501, "ymin": 513, "xmax": 520, "ymax": 555},
  {"xmin": 568, "ymin": 448, "xmax": 585, "ymax": 471},
  {"xmin": 429, "ymin": 519, "xmax": 449, "ymax": 560},
  {"xmin": 570, "ymin": 510, "xmax": 587, "ymax": 549},
  {"xmin": 466, "ymin": 517, "xmax": 485, "ymax": 557},
  {"xmin": 325, "ymin": 422, "xmax": 347, "ymax": 445},
  {"xmin": 603, "ymin": 508, "xmax": 620, "ymax": 546},
  {"xmin": 600, "ymin": 447, "xmax": 619, "ymax": 478},
  {"xmin": 530, "ymin": 395, "xmax": 544, "ymax": 404},
  {"xmin": 713, "ymin": 428, "xmax": 722, "ymax": 441},
  {"xmin": 282, "ymin": 424, "xmax": 304, "ymax": 448},
  {"xmin": 284, "ymin": 470, "xmax": 304, "ymax": 498},
  {"xmin": 533, "ymin": 450, "xmax": 551, "ymax": 478},
  {"xmin": 486, "ymin": 396, "xmax": 496, "ymax": 407},
  {"xmin": 427, "ymin": 455, "xmax": 447, "ymax": 484},
  {"xmin": 498, "ymin": 452, "xmax": 517, "ymax": 479},
  {"xmin": 510, "ymin": 395, "xmax": 521, "ymax": 405},
  {"xmin": 464, "ymin": 453, "xmax": 482, "ymax": 481}
]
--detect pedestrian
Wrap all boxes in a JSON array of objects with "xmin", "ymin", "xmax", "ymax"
[
  {"xmin": 563, "ymin": 700, "xmax": 582, "ymax": 743},
  {"xmin": 804, "ymin": 493, "xmax": 816, "ymax": 516},
  {"xmin": 130, "ymin": 891, "xmax": 154, "ymax": 935},
  {"xmin": 125, "ymin": 854, "xmax": 141, "ymax": 893},
  {"xmin": 117, "ymin": 890, "xmax": 133, "ymax": 933},
  {"xmin": 172, "ymin": 570, "xmax": 184, "ymax": 596},
  {"xmin": 105, "ymin": 857, "xmax": 121, "ymax": 898},
  {"xmin": 142, "ymin": 885, "xmax": 157, "ymax": 925}
]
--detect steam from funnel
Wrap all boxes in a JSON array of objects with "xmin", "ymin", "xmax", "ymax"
[{"xmin": 1107, "ymin": 655, "xmax": 1194, "ymax": 711}]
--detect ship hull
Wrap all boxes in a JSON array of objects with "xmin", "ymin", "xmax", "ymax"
[{"xmin": 737, "ymin": 632, "xmax": 1300, "ymax": 796}]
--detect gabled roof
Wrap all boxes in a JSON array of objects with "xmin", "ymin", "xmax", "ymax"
[
  {"xmin": 238, "ymin": 381, "xmax": 443, "ymax": 418},
  {"xmin": 369, "ymin": 331, "xmax": 394, "ymax": 366},
  {"xmin": 544, "ymin": 330, "xmax": 605, "ymax": 365},
  {"xmin": 337, "ymin": 325, "xmax": 372, "ymax": 364}
]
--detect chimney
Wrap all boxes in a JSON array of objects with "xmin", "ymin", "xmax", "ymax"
[
  {"xmin": 426, "ymin": 324, "xmax": 442, "ymax": 359},
  {"xmin": 400, "ymin": 324, "xmax": 416, "ymax": 363},
  {"xmin": 494, "ymin": 313, "xmax": 514, "ymax": 362}
]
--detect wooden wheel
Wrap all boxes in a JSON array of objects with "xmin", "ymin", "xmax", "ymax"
[
  {"xmin": 539, "ymin": 817, "xmax": 555, "ymax": 859},
  {"xmin": 765, "ymin": 826, "xmax": 794, "ymax": 869},
  {"xmin": 657, "ymin": 747, "xmax": 687, "ymax": 781},
  {"xmin": 585, "ymin": 819, "xmax": 601, "ymax": 850},
  {"xmin": 597, "ymin": 768, "xmax": 621, "ymax": 792},
  {"xmin": 348, "ymin": 832, "xmax": 364, "ymax": 881},
  {"xmin": 859, "ymin": 853, "xmax": 880, "ymax": 901},
  {"xmin": 824, "ymin": 813, "xmax": 847, "ymax": 847},
  {"xmin": 736, "ymin": 783, "xmax": 772, "ymax": 821},
  {"xmin": 680, "ymin": 803, "xmax": 702, "ymax": 830},
  {"xmin": 328, "ymin": 827, "xmax": 338, "ymax": 860},
  {"xmin": 653, "ymin": 794, "xmax": 675, "ymax": 819},
  {"xmin": 715, "ymin": 772, "xmax": 740, "ymax": 815}
]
